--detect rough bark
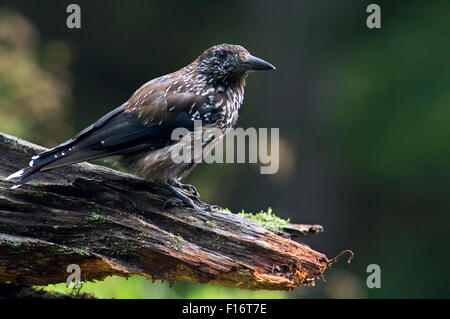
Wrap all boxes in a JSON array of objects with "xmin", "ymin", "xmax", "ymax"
[{"xmin": 0, "ymin": 132, "xmax": 346, "ymax": 291}]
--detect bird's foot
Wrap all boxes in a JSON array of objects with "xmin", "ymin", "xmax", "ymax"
[
  {"xmin": 164, "ymin": 183, "xmax": 210, "ymax": 216},
  {"xmin": 171, "ymin": 180, "xmax": 201, "ymax": 199},
  {"xmin": 201, "ymin": 204, "xmax": 222, "ymax": 212}
]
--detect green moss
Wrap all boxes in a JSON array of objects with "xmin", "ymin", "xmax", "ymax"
[
  {"xmin": 50, "ymin": 245, "xmax": 91, "ymax": 256},
  {"xmin": 238, "ymin": 207, "xmax": 290, "ymax": 233},
  {"xmin": 162, "ymin": 232, "xmax": 185, "ymax": 251},
  {"xmin": 137, "ymin": 232, "xmax": 152, "ymax": 240},
  {"xmin": 169, "ymin": 233, "xmax": 185, "ymax": 243},
  {"xmin": 186, "ymin": 216, "xmax": 196, "ymax": 222},
  {"xmin": 98, "ymin": 236, "xmax": 143, "ymax": 257},
  {"xmin": 205, "ymin": 220, "xmax": 217, "ymax": 227},
  {"xmin": 165, "ymin": 241, "xmax": 179, "ymax": 251},
  {"xmin": 1, "ymin": 240, "xmax": 22, "ymax": 248},
  {"xmin": 86, "ymin": 213, "xmax": 107, "ymax": 224},
  {"xmin": 71, "ymin": 247, "xmax": 91, "ymax": 256}
]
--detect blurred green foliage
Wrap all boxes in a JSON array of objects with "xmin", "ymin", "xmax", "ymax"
[
  {"xmin": 0, "ymin": 9, "xmax": 73, "ymax": 146},
  {"xmin": 322, "ymin": 1, "xmax": 450, "ymax": 200},
  {"xmin": 39, "ymin": 276, "xmax": 288, "ymax": 299}
]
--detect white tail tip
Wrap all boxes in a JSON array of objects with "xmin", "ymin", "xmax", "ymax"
[{"xmin": 5, "ymin": 169, "xmax": 25, "ymax": 181}]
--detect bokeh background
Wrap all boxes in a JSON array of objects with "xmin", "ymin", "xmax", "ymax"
[{"xmin": 0, "ymin": 0, "xmax": 448, "ymax": 298}]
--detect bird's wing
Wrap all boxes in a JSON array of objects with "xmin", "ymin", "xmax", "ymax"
[
  {"xmin": 43, "ymin": 91, "xmax": 212, "ymax": 170},
  {"xmin": 6, "ymin": 85, "xmax": 212, "ymax": 185},
  {"xmin": 36, "ymin": 105, "xmax": 126, "ymax": 159}
]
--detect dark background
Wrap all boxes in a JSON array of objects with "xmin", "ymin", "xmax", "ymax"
[{"xmin": 0, "ymin": 0, "xmax": 448, "ymax": 298}]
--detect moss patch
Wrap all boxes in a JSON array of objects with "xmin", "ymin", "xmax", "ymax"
[
  {"xmin": 205, "ymin": 220, "xmax": 217, "ymax": 228},
  {"xmin": 169, "ymin": 233, "xmax": 185, "ymax": 243},
  {"xmin": 0, "ymin": 240, "xmax": 22, "ymax": 249},
  {"xmin": 164, "ymin": 241, "xmax": 180, "ymax": 251},
  {"xmin": 238, "ymin": 207, "xmax": 290, "ymax": 233},
  {"xmin": 50, "ymin": 245, "xmax": 91, "ymax": 256},
  {"xmin": 86, "ymin": 213, "xmax": 108, "ymax": 224}
]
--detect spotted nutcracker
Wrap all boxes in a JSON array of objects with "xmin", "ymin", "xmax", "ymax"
[{"xmin": 6, "ymin": 44, "xmax": 275, "ymax": 211}]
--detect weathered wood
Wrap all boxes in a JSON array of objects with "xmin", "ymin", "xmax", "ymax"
[{"xmin": 0, "ymin": 132, "xmax": 338, "ymax": 290}]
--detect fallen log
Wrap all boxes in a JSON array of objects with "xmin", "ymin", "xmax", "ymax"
[{"xmin": 0, "ymin": 132, "xmax": 346, "ymax": 291}]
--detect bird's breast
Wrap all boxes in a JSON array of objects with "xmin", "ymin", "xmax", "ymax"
[{"xmin": 213, "ymin": 85, "xmax": 244, "ymax": 128}]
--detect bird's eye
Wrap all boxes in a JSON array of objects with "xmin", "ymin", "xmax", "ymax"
[{"xmin": 217, "ymin": 50, "xmax": 227, "ymax": 59}]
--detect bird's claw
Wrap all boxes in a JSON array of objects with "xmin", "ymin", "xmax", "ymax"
[
  {"xmin": 171, "ymin": 181, "xmax": 201, "ymax": 199},
  {"xmin": 185, "ymin": 184, "xmax": 201, "ymax": 199},
  {"xmin": 201, "ymin": 204, "xmax": 222, "ymax": 212}
]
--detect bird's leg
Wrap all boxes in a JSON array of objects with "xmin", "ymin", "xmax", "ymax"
[
  {"xmin": 170, "ymin": 180, "xmax": 201, "ymax": 199},
  {"xmin": 164, "ymin": 183, "xmax": 210, "ymax": 215},
  {"xmin": 164, "ymin": 181, "xmax": 221, "ymax": 214}
]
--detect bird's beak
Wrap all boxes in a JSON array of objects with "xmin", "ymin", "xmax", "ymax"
[{"xmin": 241, "ymin": 55, "xmax": 276, "ymax": 71}]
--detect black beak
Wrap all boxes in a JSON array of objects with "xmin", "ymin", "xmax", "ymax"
[{"xmin": 241, "ymin": 55, "xmax": 276, "ymax": 71}]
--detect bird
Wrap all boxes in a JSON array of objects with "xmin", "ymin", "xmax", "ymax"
[{"xmin": 6, "ymin": 44, "xmax": 275, "ymax": 211}]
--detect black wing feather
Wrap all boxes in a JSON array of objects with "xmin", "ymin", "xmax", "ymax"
[
  {"xmin": 6, "ymin": 105, "xmax": 198, "ymax": 186},
  {"xmin": 6, "ymin": 85, "xmax": 213, "ymax": 187},
  {"xmin": 42, "ymin": 111, "xmax": 195, "ymax": 170},
  {"xmin": 37, "ymin": 105, "xmax": 126, "ymax": 158}
]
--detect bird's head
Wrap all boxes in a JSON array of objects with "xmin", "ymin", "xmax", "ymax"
[{"xmin": 196, "ymin": 44, "xmax": 275, "ymax": 80}]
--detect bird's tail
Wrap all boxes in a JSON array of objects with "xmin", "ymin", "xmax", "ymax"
[{"xmin": 5, "ymin": 151, "xmax": 67, "ymax": 189}]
